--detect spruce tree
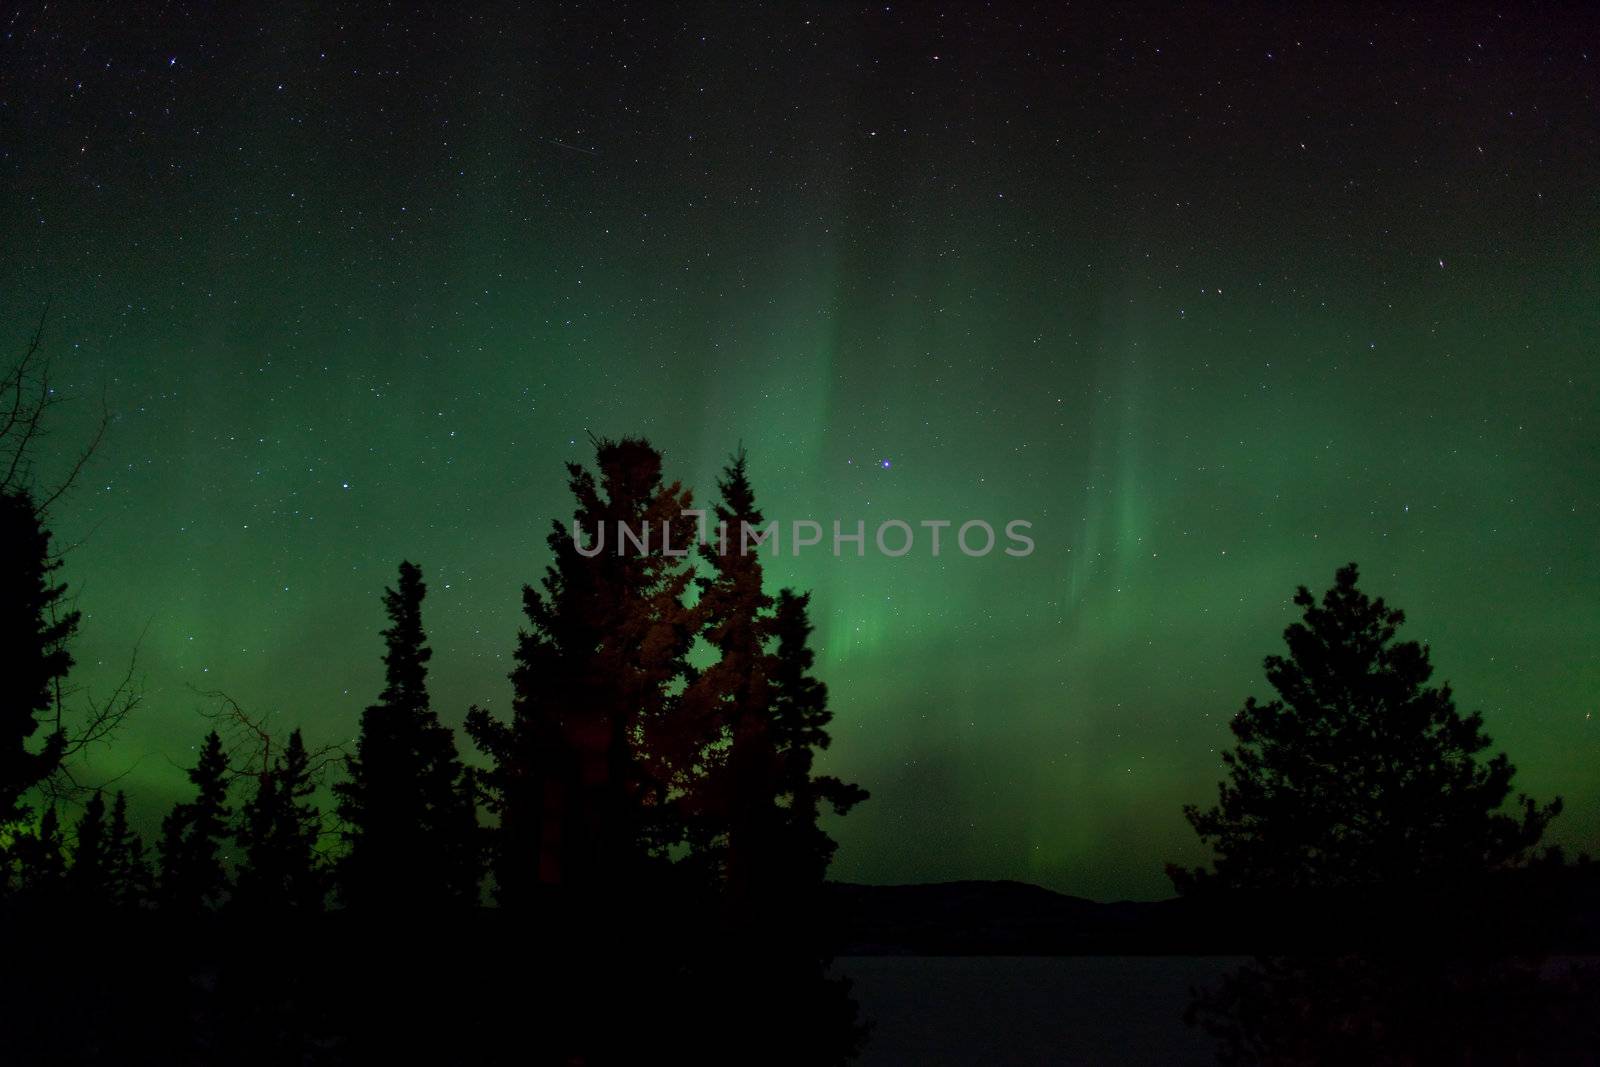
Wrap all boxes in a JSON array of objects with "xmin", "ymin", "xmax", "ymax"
[
  {"xmin": 336, "ymin": 561, "xmax": 479, "ymax": 911},
  {"xmin": 1170, "ymin": 562, "xmax": 1562, "ymax": 892},
  {"xmin": 467, "ymin": 436, "xmax": 703, "ymax": 901},
  {"xmin": 0, "ymin": 488, "xmax": 76, "ymax": 828},
  {"xmin": 157, "ymin": 730, "xmax": 232, "ymax": 911},
  {"xmin": 63, "ymin": 789, "xmax": 112, "ymax": 903},
  {"xmin": 235, "ymin": 729, "xmax": 327, "ymax": 912},
  {"xmin": 766, "ymin": 589, "xmax": 869, "ymax": 893},
  {"xmin": 106, "ymin": 790, "xmax": 151, "ymax": 908},
  {"xmin": 13, "ymin": 804, "xmax": 67, "ymax": 894},
  {"xmin": 683, "ymin": 454, "xmax": 867, "ymax": 914},
  {"xmin": 681, "ymin": 460, "xmax": 871, "ymax": 1063},
  {"xmin": 684, "ymin": 450, "xmax": 775, "ymax": 903}
]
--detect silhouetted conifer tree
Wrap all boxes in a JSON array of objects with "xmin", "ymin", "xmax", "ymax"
[
  {"xmin": 62, "ymin": 789, "xmax": 112, "ymax": 903},
  {"xmin": 336, "ymin": 561, "xmax": 478, "ymax": 910},
  {"xmin": 1170, "ymin": 562, "xmax": 1562, "ymax": 893},
  {"xmin": 684, "ymin": 453, "xmax": 867, "ymax": 913},
  {"xmin": 0, "ymin": 488, "xmax": 75, "ymax": 830},
  {"xmin": 767, "ymin": 589, "xmax": 869, "ymax": 894},
  {"xmin": 61, "ymin": 789, "xmax": 149, "ymax": 908},
  {"xmin": 158, "ymin": 730, "xmax": 232, "ymax": 910},
  {"xmin": 682, "ymin": 450, "xmax": 776, "ymax": 902},
  {"xmin": 106, "ymin": 789, "xmax": 151, "ymax": 908},
  {"xmin": 235, "ymin": 729, "xmax": 326, "ymax": 912},
  {"xmin": 468, "ymin": 436, "xmax": 702, "ymax": 901},
  {"xmin": 13, "ymin": 804, "xmax": 66, "ymax": 894},
  {"xmin": 652, "ymin": 453, "xmax": 872, "ymax": 1064}
]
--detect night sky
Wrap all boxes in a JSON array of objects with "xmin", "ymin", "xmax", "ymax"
[{"xmin": 4, "ymin": 4, "xmax": 1597, "ymax": 901}]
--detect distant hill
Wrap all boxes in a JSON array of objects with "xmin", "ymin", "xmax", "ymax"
[
  {"xmin": 824, "ymin": 866, "xmax": 1600, "ymax": 955},
  {"xmin": 825, "ymin": 880, "xmax": 1174, "ymax": 955}
]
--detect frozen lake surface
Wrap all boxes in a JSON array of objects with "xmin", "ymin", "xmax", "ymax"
[{"xmin": 836, "ymin": 956, "xmax": 1245, "ymax": 1065}]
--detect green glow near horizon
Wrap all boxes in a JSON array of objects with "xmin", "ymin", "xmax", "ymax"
[{"xmin": 2, "ymin": 7, "xmax": 1597, "ymax": 901}]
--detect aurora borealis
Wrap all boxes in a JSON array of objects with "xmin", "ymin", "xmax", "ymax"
[{"xmin": 3, "ymin": 4, "xmax": 1596, "ymax": 900}]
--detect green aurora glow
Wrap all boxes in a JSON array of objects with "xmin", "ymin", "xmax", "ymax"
[{"xmin": 2, "ymin": 5, "xmax": 1596, "ymax": 899}]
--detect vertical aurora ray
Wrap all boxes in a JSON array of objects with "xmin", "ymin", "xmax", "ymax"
[{"xmin": 0, "ymin": 5, "xmax": 1594, "ymax": 902}]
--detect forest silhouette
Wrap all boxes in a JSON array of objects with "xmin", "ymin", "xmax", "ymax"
[
  {"xmin": 2, "ymin": 328, "xmax": 1598, "ymax": 1064},
  {"xmin": 1165, "ymin": 562, "xmax": 1599, "ymax": 1064}
]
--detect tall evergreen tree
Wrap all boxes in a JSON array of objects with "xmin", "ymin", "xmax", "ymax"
[
  {"xmin": 336, "ymin": 561, "xmax": 479, "ymax": 910},
  {"xmin": 12, "ymin": 804, "xmax": 67, "ymax": 895},
  {"xmin": 468, "ymin": 436, "xmax": 703, "ymax": 902},
  {"xmin": 683, "ymin": 454, "xmax": 867, "ymax": 911},
  {"xmin": 676, "ymin": 455, "xmax": 871, "ymax": 1063},
  {"xmin": 0, "ymin": 488, "xmax": 76, "ymax": 829},
  {"xmin": 106, "ymin": 790, "xmax": 151, "ymax": 908},
  {"xmin": 62, "ymin": 789, "xmax": 112, "ymax": 903},
  {"xmin": 235, "ymin": 729, "xmax": 327, "ymax": 912},
  {"xmin": 681, "ymin": 450, "xmax": 775, "ymax": 902},
  {"xmin": 1170, "ymin": 562, "xmax": 1562, "ymax": 893},
  {"xmin": 766, "ymin": 588, "xmax": 869, "ymax": 895},
  {"xmin": 158, "ymin": 730, "xmax": 232, "ymax": 911}
]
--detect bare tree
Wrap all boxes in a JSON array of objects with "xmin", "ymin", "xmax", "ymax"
[
  {"xmin": 1, "ymin": 299, "xmax": 109, "ymax": 512},
  {"xmin": 186, "ymin": 687, "xmax": 347, "ymax": 860},
  {"xmin": 2, "ymin": 301, "xmax": 129, "ymax": 814},
  {"xmin": 187, "ymin": 687, "xmax": 345, "ymax": 785},
  {"xmin": 36, "ymin": 623, "xmax": 149, "ymax": 806}
]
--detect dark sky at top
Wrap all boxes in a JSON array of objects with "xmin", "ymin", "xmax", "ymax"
[{"xmin": 3, "ymin": 3, "xmax": 1596, "ymax": 900}]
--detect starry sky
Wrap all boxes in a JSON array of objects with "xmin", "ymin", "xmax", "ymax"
[{"xmin": 3, "ymin": 4, "xmax": 1597, "ymax": 901}]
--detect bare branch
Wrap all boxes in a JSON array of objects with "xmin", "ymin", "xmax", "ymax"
[
  {"xmin": 2, "ymin": 298, "xmax": 108, "ymax": 508},
  {"xmin": 0, "ymin": 297, "xmax": 49, "ymax": 444},
  {"xmin": 185, "ymin": 686, "xmax": 346, "ymax": 785},
  {"xmin": 37, "ymin": 388, "xmax": 110, "ymax": 516},
  {"xmin": 40, "ymin": 621, "xmax": 150, "ymax": 803}
]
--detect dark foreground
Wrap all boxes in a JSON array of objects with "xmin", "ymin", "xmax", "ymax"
[
  {"xmin": 6, "ymin": 868, "xmax": 1600, "ymax": 1065},
  {"xmin": 839, "ymin": 955, "xmax": 1235, "ymax": 1065},
  {"xmin": 841, "ymin": 955, "xmax": 1600, "ymax": 1065},
  {"xmin": 0, "ymin": 906, "xmax": 867, "ymax": 1066}
]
